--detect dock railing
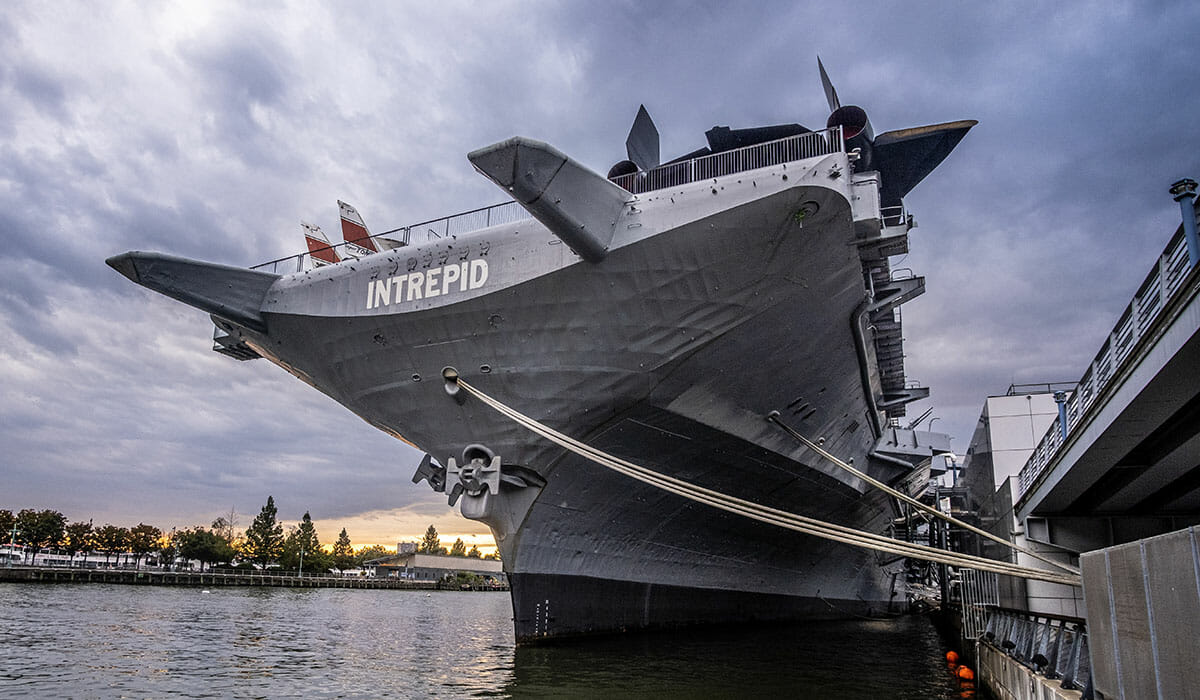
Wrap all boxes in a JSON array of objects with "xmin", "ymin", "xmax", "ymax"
[
  {"xmin": 982, "ymin": 607, "xmax": 1091, "ymax": 691},
  {"xmin": 1017, "ymin": 224, "xmax": 1195, "ymax": 497},
  {"xmin": 610, "ymin": 126, "xmax": 844, "ymax": 194}
]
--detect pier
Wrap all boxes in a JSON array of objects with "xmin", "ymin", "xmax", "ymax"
[
  {"xmin": 944, "ymin": 182, "xmax": 1200, "ymax": 700},
  {"xmin": 0, "ymin": 565, "xmax": 508, "ymax": 591}
]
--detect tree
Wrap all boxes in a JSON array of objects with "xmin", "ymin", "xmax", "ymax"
[
  {"xmin": 177, "ymin": 527, "xmax": 235, "ymax": 572},
  {"xmin": 211, "ymin": 507, "xmax": 239, "ymax": 543},
  {"xmin": 63, "ymin": 521, "xmax": 94, "ymax": 565},
  {"xmin": 418, "ymin": 524, "xmax": 445, "ymax": 554},
  {"xmin": 467, "ymin": 545, "xmax": 481, "ymax": 558},
  {"xmin": 332, "ymin": 528, "xmax": 354, "ymax": 571},
  {"xmin": 128, "ymin": 523, "xmax": 162, "ymax": 568},
  {"xmin": 15, "ymin": 509, "xmax": 67, "ymax": 563},
  {"xmin": 0, "ymin": 510, "xmax": 14, "ymax": 540},
  {"xmin": 280, "ymin": 513, "xmax": 329, "ymax": 572},
  {"xmin": 243, "ymin": 496, "xmax": 284, "ymax": 566},
  {"xmin": 449, "ymin": 538, "xmax": 467, "ymax": 557},
  {"xmin": 160, "ymin": 529, "xmax": 179, "ymax": 571},
  {"xmin": 354, "ymin": 545, "xmax": 390, "ymax": 566},
  {"xmin": 95, "ymin": 524, "xmax": 130, "ymax": 565}
]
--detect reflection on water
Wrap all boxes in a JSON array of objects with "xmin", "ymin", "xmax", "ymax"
[
  {"xmin": 0, "ymin": 584, "xmax": 968, "ymax": 698},
  {"xmin": 505, "ymin": 617, "xmax": 968, "ymax": 699}
]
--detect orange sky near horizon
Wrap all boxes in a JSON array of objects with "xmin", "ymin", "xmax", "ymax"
[{"xmin": 312, "ymin": 507, "xmax": 497, "ymax": 556}]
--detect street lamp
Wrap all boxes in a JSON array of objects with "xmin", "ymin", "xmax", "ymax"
[
  {"xmin": 298, "ymin": 548, "xmax": 304, "ymax": 579},
  {"xmin": 6, "ymin": 524, "xmax": 17, "ymax": 569}
]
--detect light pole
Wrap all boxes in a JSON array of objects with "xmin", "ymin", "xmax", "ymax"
[
  {"xmin": 298, "ymin": 548, "xmax": 304, "ymax": 579},
  {"xmin": 6, "ymin": 524, "xmax": 17, "ymax": 568}
]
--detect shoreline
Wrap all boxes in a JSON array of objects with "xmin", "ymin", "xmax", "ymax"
[{"xmin": 0, "ymin": 565, "xmax": 509, "ymax": 591}]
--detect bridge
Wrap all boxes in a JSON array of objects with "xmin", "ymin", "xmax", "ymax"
[
  {"xmin": 947, "ymin": 181, "xmax": 1200, "ymax": 699},
  {"xmin": 1014, "ymin": 182, "xmax": 1200, "ymax": 551}
]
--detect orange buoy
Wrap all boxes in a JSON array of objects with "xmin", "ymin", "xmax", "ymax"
[
  {"xmin": 946, "ymin": 650, "xmax": 960, "ymax": 664},
  {"xmin": 956, "ymin": 665, "xmax": 975, "ymax": 681}
]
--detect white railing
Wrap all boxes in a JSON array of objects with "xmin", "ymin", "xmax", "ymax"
[
  {"xmin": 1017, "ymin": 225, "xmax": 1196, "ymax": 496},
  {"xmin": 252, "ymin": 200, "xmax": 534, "ymax": 274},
  {"xmin": 252, "ymin": 127, "xmax": 845, "ymax": 274},
  {"xmin": 610, "ymin": 127, "xmax": 844, "ymax": 194}
]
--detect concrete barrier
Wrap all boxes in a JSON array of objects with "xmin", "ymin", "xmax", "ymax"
[{"xmin": 1081, "ymin": 526, "xmax": 1200, "ymax": 700}]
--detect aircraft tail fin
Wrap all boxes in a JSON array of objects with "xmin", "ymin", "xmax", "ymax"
[
  {"xmin": 302, "ymin": 222, "xmax": 341, "ymax": 266},
  {"xmin": 339, "ymin": 200, "xmax": 379, "ymax": 253}
]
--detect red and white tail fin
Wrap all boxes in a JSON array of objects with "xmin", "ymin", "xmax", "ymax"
[
  {"xmin": 339, "ymin": 200, "xmax": 379, "ymax": 253},
  {"xmin": 339, "ymin": 200, "xmax": 404, "ymax": 253},
  {"xmin": 303, "ymin": 222, "xmax": 341, "ymax": 266}
]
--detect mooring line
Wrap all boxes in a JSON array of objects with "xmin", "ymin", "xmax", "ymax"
[
  {"xmin": 765, "ymin": 412, "xmax": 1081, "ymax": 576},
  {"xmin": 449, "ymin": 374, "xmax": 1081, "ymax": 587}
]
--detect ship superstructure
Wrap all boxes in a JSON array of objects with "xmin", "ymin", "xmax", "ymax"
[{"xmin": 109, "ymin": 62, "xmax": 973, "ymax": 641}]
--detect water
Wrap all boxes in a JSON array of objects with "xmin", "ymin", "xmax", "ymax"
[{"xmin": 0, "ymin": 584, "xmax": 970, "ymax": 698}]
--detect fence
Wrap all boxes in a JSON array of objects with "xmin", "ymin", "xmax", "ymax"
[
  {"xmin": 983, "ymin": 608, "xmax": 1091, "ymax": 691},
  {"xmin": 609, "ymin": 127, "xmax": 844, "ymax": 194},
  {"xmin": 959, "ymin": 569, "xmax": 1000, "ymax": 640},
  {"xmin": 251, "ymin": 200, "xmax": 534, "ymax": 275},
  {"xmin": 252, "ymin": 127, "xmax": 846, "ymax": 274}
]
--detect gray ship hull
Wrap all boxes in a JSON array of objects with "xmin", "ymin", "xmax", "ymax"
[
  {"xmin": 240, "ymin": 171, "xmax": 905, "ymax": 638},
  {"xmin": 110, "ymin": 132, "xmax": 957, "ymax": 640}
]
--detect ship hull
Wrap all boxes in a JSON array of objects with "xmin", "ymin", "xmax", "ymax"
[
  {"xmin": 122, "ymin": 147, "xmax": 925, "ymax": 641},
  {"xmin": 509, "ymin": 572, "xmax": 891, "ymax": 643}
]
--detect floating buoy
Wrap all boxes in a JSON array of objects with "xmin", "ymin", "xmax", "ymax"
[
  {"xmin": 956, "ymin": 666, "xmax": 975, "ymax": 681},
  {"xmin": 946, "ymin": 650, "xmax": 959, "ymax": 664}
]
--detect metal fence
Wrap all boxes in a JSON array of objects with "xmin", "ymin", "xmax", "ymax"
[
  {"xmin": 609, "ymin": 127, "xmax": 844, "ymax": 194},
  {"xmin": 250, "ymin": 127, "xmax": 845, "ymax": 274},
  {"xmin": 1018, "ymin": 224, "xmax": 1195, "ymax": 496},
  {"xmin": 251, "ymin": 200, "xmax": 534, "ymax": 275},
  {"xmin": 983, "ymin": 608, "xmax": 1091, "ymax": 691},
  {"xmin": 959, "ymin": 569, "xmax": 999, "ymax": 640}
]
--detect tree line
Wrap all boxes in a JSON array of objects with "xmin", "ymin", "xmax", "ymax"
[
  {"xmin": 417, "ymin": 524, "xmax": 498, "ymax": 559},
  {"xmin": 1, "ymin": 497, "xmax": 396, "ymax": 573}
]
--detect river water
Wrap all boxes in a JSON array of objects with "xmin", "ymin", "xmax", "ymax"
[{"xmin": 0, "ymin": 584, "xmax": 970, "ymax": 698}]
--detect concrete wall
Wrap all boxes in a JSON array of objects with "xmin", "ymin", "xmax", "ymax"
[{"xmin": 1081, "ymin": 526, "xmax": 1200, "ymax": 700}]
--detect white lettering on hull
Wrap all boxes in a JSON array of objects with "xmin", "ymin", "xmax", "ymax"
[{"xmin": 366, "ymin": 259, "xmax": 490, "ymax": 310}]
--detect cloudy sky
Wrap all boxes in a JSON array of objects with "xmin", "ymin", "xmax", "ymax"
[{"xmin": 3, "ymin": 1, "xmax": 1199, "ymax": 548}]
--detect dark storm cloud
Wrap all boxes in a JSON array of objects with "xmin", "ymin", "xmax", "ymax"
[{"xmin": 2, "ymin": 1, "xmax": 1198, "ymax": 536}]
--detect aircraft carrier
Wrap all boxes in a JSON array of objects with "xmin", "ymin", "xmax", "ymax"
[{"xmin": 108, "ymin": 62, "xmax": 974, "ymax": 642}]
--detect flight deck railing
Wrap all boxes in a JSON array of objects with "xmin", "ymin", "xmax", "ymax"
[
  {"xmin": 251, "ymin": 200, "xmax": 534, "ymax": 275},
  {"xmin": 610, "ymin": 126, "xmax": 844, "ymax": 194},
  {"xmin": 1017, "ymin": 224, "xmax": 1196, "ymax": 497},
  {"xmin": 251, "ymin": 127, "xmax": 844, "ymax": 274}
]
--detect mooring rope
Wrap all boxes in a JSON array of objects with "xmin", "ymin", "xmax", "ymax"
[
  {"xmin": 450, "ymin": 375, "xmax": 1081, "ymax": 587},
  {"xmin": 765, "ymin": 413, "xmax": 1081, "ymax": 576}
]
